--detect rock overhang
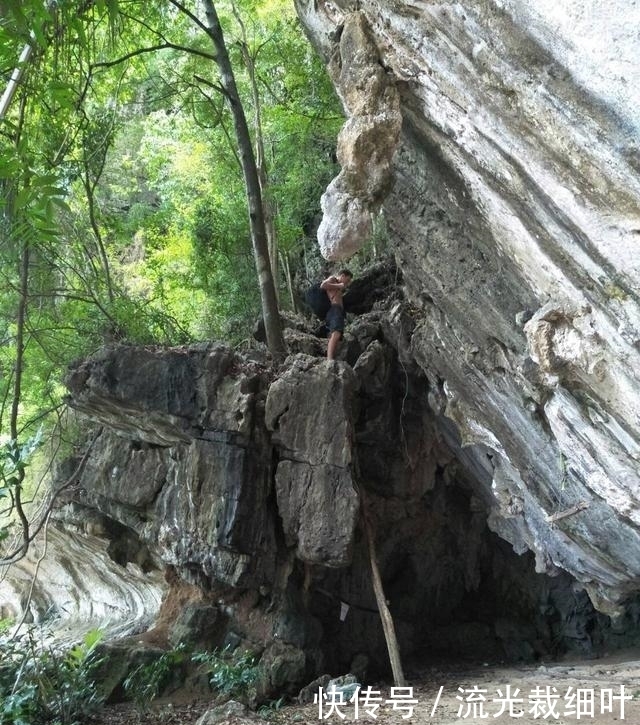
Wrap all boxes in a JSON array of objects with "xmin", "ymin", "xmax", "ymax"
[{"xmin": 297, "ymin": 0, "xmax": 640, "ymax": 615}]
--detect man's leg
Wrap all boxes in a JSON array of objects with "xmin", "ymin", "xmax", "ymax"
[{"xmin": 327, "ymin": 331, "xmax": 342, "ymax": 360}]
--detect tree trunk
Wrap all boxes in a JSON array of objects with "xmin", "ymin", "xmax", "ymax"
[
  {"xmin": 9, "ymin": 240, "xmax": 32, "ymax": 559},
  {"xmin": 233, "ymin": 6, "xmax": 279, "ymax": 301},
  {"xmin": 281, "ymin": 250, "xmax": 297, "ymax": 312},
  {"xmin": 202, "ymin": 0, "xmax": 286, "ymax": 362},
  {"xmin": 82, "ymin": 159, "xmax": 115, "ymax": 302},
  {"xmin": 0, "ymin": 41, "xmax": 35, "ymax": 121}
]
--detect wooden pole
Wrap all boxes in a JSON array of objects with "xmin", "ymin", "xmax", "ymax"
[{"xmin": 361, "ymin": 492, "xmax": 406, "ymax": 687}]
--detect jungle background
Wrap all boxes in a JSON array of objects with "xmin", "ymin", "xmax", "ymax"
[{"xmin": 0, "ymin": 0, "xmax": 373, "ymax": 552}]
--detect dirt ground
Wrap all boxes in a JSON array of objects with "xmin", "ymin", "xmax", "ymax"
[{"xmin": 90, "ymin": 649, "xmax": 640, "ymax": 725}]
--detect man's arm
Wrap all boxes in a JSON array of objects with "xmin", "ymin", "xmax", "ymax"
[{"xmin": 321, "ymin": 276, "xmax": 344, "ymax": 291}]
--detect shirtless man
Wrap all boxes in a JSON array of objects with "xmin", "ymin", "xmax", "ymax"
[{"xmin": 321, "ymin": 269, "xmax": 353, "ymax": 360}]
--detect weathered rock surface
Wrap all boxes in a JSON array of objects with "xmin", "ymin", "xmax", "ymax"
[
  {"xmin": 266, "ymin": 356, "xmax": 359, "ymax": 566},
  {"xmin": 0, "ymin": 525, "xmax": 164, "ymax": 643},
  {"xmin": 316, "ymin": 12, "xmax": 402, "ymax": 259},
  {"xmin": 66, "ymin": 346, "xmax": 277, "ymax": 589},
  {"xmin": 28, "ymin": 343, "xmax": 366, "ymax": 690},
  {"xmin": 6, "ymin": 288, "xmax": 640, "ymax": 685},
  {"xmin": 66, "ymin": 343, "xmax": 258, "ymax": 445},
  {"xmin": 297, "ymin": 0, "xmax": 640, "ymax": 617},
  {"xmin": 1, "ymin": 343, "xmax": 364, "ymax": 690},
  {"xmin": 64, "ymin": 345, "xmax": 364, "ymax": 588}
]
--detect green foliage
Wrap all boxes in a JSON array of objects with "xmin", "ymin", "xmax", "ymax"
[
  {"xmin": 122, "ymin": 644, "xmax": 187, "ymax": 712},
  {"xmin": 85, "ymin": 0, "xmax": 341, "ymax": 335},
  {"xmin": 0, "ymin": 431, "xmax": 43, "ymax": 548},
  {"xmin": 0, "ymin": 0, "xmax": 343, "ymax": 543},
  {"xmin": 0, "ymin": 0, "xmax": 341, "ymax": 357},
  {"xmin": 258, "ymin": 696, "xmax": 286, "ymax": 719},
  {"xmin": 0, "ymin": 628, "xmax": 104, "ymax": 725},
  {"xmin": 192, "ymin": 647, "xmax": 260, "ymax": 698}
]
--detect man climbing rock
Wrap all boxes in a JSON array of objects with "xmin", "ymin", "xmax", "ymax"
[{"xmin": 321, "ymin": 269, "xmax": 353, "ymax": 360}]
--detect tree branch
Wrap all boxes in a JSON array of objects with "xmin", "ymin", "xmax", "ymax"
[
  {"xmin": 167, "ymin": 0, "xmax": 211, "ymax": 36},
  {"xmin": 193, "ymin": 73, "xmax": 226, "ymax": 98},
  {"xmin": 90, "ymin": 42, "xmax": 216, "ymax": 71},
  {"xmin": 1, "ymin": 430, "xmax": 101, "ymax": 565}
]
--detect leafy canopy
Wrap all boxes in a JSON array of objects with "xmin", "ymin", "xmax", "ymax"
[{"xmin": 0, "ymin": 0, "xmax": 342, "ymax": 552}]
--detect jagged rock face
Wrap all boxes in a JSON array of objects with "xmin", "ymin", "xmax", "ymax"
[
  {"xmin": 67, "ymin": 345, "xmax": 278, "ymax": 588},
  {"xmin": 58, "ymin": 344, "xmax": 370, "ymax": 685},
  {"xmin": 66, "ymin": 343, "xmax": 258, "ymax": 446},
  {"xmin": 266, "ymin": 356, "xmax": 360, "ymax": 566},
  {"xmin": 66, "ymin": 345, "xmax": 362, "ymax": 578},
  {"xmin": 296, "ymin": 0, "xmax": 640, "ymax": 616},
  {"xmin": 49, "ymin": 309, "xmax": 640, "ymax": 679}
]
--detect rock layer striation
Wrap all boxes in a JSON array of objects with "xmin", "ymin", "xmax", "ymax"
[{"xmin": 297, "ymin": 0, "xmax": 640, "ymax": 617}]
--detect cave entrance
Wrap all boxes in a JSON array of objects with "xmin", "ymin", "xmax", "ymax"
[
  {"xmin": 309, "ymin": 475, "xmax": 638, "ymax": 677},
  {"xmin": 304, "ymin": 351, "xmax": 640, "ymax": 679}
]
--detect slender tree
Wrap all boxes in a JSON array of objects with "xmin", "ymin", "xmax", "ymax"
[
  {"xmin": 232, "ymin": 4, "xmax": 279, "ymax": 299},
  {"xmin": 202, "ymin": 0, "xmax": 286, "ymax": 360},
  {"xmin": 170, "ymin": 0, "xmax": 286, "ymax": 361}
]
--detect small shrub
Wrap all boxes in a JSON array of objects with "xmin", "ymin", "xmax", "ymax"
[
  {"xmin": 192, "ymin": 647, "xmax": 260, "ymax": 698},
  {"xmin": 0, "ymin": 627, "xmax": 104, "ymax": 725},
  {"xmin": 123, "ymin": 644, "xmax": 187, "ymax": 712},
  {"xmin": 258, "ymin": 696, "xmax": 286, "ymax": 719}
]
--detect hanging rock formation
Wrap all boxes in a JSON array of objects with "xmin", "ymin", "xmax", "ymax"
[
  {"xmin": 316, "ymin": 11, "xmax": 402, "ymax": 259},
  {"xmin": 297, "ymin": 0, "xmax": 640, "ymax": 619}
]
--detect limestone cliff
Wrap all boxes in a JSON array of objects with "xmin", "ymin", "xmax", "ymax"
[
  {"xmin": 13, "ymin": 269, "xmax": 638, "ymax": 686},
  {"xmin": 2, "ymin": 0, "xmax": 640, "ymax": 691},
  {"xmin": 297, "ymin": 0, "xmax": 640, "ymax": 618}
]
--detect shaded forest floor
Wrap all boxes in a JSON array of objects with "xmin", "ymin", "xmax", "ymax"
[{"xmin": 90, "ymin": 649, "xmax": 640, "ymax": 724}]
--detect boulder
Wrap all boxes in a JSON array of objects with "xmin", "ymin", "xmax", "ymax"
[{"xmin": 266, "ymin": 355, "xmax": 360, "ymax": 566}]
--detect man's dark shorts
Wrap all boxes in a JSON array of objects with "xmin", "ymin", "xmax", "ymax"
[{"xmin": 326, "ymin": 304, "xmax": 345, "ymax": 334}]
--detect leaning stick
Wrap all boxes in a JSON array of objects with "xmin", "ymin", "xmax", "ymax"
[{"xmin": 361, "ymin": 491, "xmax": 406, "ymax": 687}]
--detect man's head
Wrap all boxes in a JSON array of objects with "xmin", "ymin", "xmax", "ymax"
[{"xmin": 338, "ymin": 269, "xmax": 353, "ymax": 287}]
